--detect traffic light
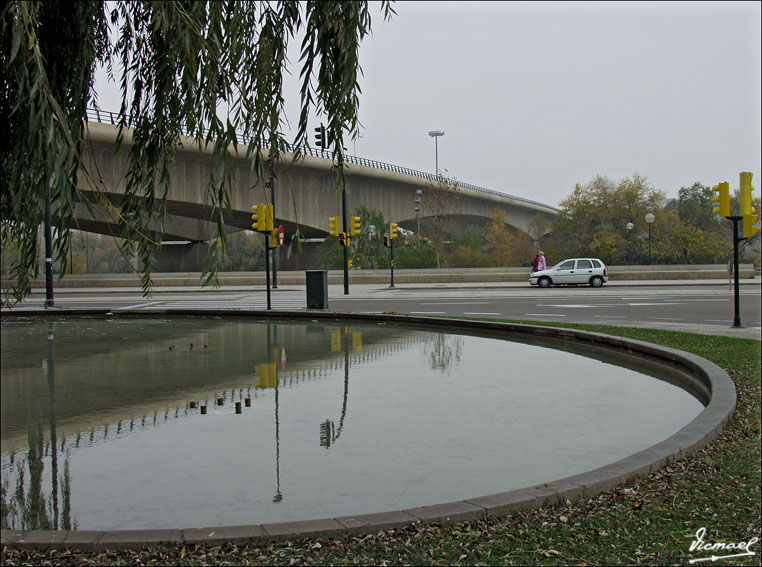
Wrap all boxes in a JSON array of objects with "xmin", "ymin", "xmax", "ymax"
[
  {"xmin": 383, "ymin": 235, "xmax": 389, "ymax": 247},
  {"xmin": 744, "ymin": 210, "xmax": 759, "ymax": 239},
  {"xmin": 711, "ymin": 182, "xmax": 730, "ymax": 217},
  {"xmin": 314, "ymin": 123, "xmax": 326, "ymax": 149},
  {"xmin": 264, "ymin": 204, "xmax": 274, "ymax": 232},
  {"xmin": 347, "ymin": 259, "xmax": 353, "ymax": 269},
  {"xmin": 270, "ymin": 227, "xmax": 280, "ymax": 247},
  {"xmin": 251, "ymin": 204, "xmax": 265, "ymax": 231},
  {"xmin": 740, "ymin": 172, "xmax": 758, "ymax": 238},
  {"xmin": 251, "ymin": 203, "xmax": 274, "ymax": 232},
  {"xmin": 338, "ymin": 232, "xmax": 346, "ymax": 246},
  {"xmin": 328, "ymin": 216, "xmax": 339, "ymax": 236},
  {"xmin": 739, "ymin": 172, "xmax": 754, "ymax": 215},
  {"xmin": 390, "ymin": 222, "xmax": 398, "ymax": 239},
  {"xmin": 350, "ymin": 215, "xmax": 361, "ymax": 236}
]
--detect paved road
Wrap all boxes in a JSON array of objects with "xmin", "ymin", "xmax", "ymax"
[{"xmin": 4, "ymin": 280, "xmax": 760, "ymax": 340}]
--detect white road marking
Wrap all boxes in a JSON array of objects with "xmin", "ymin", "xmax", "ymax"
[
  {"xmin": 410, "ymin": 311, "xmax": 446, "ymax": 314},
  {"xmin": 524, "ymin": 313, "xmax": 566, "ymax": 317},
  {"xmin": 463, "ymin": 312, "xmax": 502, "ymax": 316},
  {"xmin": 420, "ymin": 302, "xmax": 492, "ymax": 305},
  {"xmin": 120, "ymin": 301, "xmax": 163, "ymax": 309}
]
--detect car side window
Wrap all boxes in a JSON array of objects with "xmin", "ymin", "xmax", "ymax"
[
  {"xmin": 559, "ymin": 260, "xmax": 576, "ymax": 270},
  {"xmin": 577, "ymin": 260, "xmax": 593, "ymax": 269},
  {"xmin": 591, "ymin": 260, "xmax": 601, "ymax": 268}
]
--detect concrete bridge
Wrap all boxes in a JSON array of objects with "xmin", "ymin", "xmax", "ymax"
[{"xmin": 73, "ymin": 111, "xmax": 558, "ymax": 270}]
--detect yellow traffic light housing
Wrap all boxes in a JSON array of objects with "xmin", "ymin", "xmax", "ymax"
[
  {"xmin": 739, "ymin": 172, "xmax": 754, "ymax": 215},
  {"xmin": 264, "ymin": 204, "xmax": 274, "ymax": 232},
  {"xmin": 741, "ymin": 172, "xmax": 758, "ymax": 238},
  {"xmin": 350, "ymin": 215, "xmax": 361, "ymax": 237},
  {"xmin": 711, "ymin": 182, "xmax": 730, "ymax": 217},
  {"xmin": 383, "ymin": 235, "xmax": 389, "ymax": 247},
  {"xmin": 328, "ymin": 216, "xmax": 339, "ymax": 236},
  {"xmin": 338, "ymin": 233, "xmax": 347, "ymax": 247},
  {"xmin": 251, "ymin": 203, "xmax": 274, "ymax": 232},
  {"xmin": 390, "ymin": 222, "xmax": 398, "ymax": 239},
  {"xmin": 251, "ymin": 204, "xmax": 264, "ymax": 231}
]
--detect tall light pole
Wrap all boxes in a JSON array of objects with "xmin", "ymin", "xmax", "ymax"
[
  {"xmin": 626, "ymin": 222, "xmax": 634, "ymax": 264},
  {"xmin": 645, "ymin": 213, "xmax": 655, "ymax": 265},
  {"xmin": 428, "ymin": 130, "xmax": 444, "ymax": 177},
  {"xmin": 415, "ymin": 189, "xmax": 422, "ymax": 245}
]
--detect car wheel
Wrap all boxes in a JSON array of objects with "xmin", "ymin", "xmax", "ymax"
[
  {"xmin": 538, "ymin": 276, "xmax": 551, "ymax": 288},
  {"xmin": 590, "ymin": 276, "xmax": 604, "ymax": 288}
]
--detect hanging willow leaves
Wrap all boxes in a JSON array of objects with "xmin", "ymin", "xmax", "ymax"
[{"xmin": 1, "ymin": 0, "xmax": 395, "ymax": 304}]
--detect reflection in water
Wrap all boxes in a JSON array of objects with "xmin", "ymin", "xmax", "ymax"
[
  {"xmin": 1, "ymin": 324, "xmax": 73, "ymax": 531},
  {"xmin": 320, "ymin": 328, "xmax": 354, "ymax": 448},
  {"xmin": 1, "ymin": 317, "xmax": 703, "ymax": 530},
  {"xmin": 424, "ymin": 333, "xmax": 463, "ymax": 374}
]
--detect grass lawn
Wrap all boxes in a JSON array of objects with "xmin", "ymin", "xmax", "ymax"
[{"xmin": 2, "ymin": 322, "xmax": 760, "ymax": 566}]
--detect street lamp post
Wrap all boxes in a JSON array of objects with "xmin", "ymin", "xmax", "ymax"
[
  {"xmin": 415, "ymin": 189, "xmax": 422, "ymax": 245},
  {"xmin": 645, "ymin": 213, "xmax": 655, "ymax": 265},
  {"xmin": 626, "ymin": 222, "xmax": 634, "ymax": 264},
  {"xmin": 427, "ymin": 130, "xmax": 444, "ymax": 177}
]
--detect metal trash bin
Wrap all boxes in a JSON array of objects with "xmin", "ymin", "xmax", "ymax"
[{"xmin": 305, "ymin": 270, "xmax": 328, "ymax": 309}]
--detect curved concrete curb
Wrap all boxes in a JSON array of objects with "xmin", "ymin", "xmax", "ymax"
[{"xmin": 1, "ymin": 310, "xmax": 737, "ymax": 551}]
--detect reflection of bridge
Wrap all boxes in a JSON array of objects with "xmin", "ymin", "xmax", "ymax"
[
  {"xmin": 0, "ymin": 320, "xmax": 430, "ymax": 453},
  {"xmin": 71, "ymin": 110, "xmax": 557, "ymax": 270}
]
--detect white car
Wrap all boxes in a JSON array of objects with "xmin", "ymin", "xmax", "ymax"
[{"xmin": 529, "ymin": 258, "xmax": 608, "ymax": 288}]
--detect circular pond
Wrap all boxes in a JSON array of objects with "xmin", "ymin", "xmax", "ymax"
[{"xmin": 0, "ymin": 316, "xmax": 703, "ymax": 531}]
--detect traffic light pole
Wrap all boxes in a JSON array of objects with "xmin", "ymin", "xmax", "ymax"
[
  {"xmin": 390, "ymin": 237, "xmax": 395, "ymax": 288},
  {"xmin": 264, "ymin": 233, "xmax": 272, "ymax": 311},
  {"xmin": 44, "ymin": 185, "xmax": 55, "ymax": 308},
  {"xmin": 270, "ymin": 171, "xmax": 278, "ymax": 289},
  {"xmin": 341, "ymin": 187, "xmax": 349, "ymax": 295},
  {"xmin": 729, "ymin": 216, "xmax": 743, "ymax": 328}
]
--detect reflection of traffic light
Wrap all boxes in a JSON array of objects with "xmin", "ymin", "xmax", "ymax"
[
  {"xmin": 330, "ymin": 329, "xmax": 341, "ymax": 352},
  {"xmin": 390, "ymin": 222, "xmax": 398, "ymax": 239},
  {"xmin": 352, "ymin": 330, "xmax": 362, "ymax": 351},
  {"xmin": 350, "ymin": 215, "xmax": 361, "ymax": 236},
  {"xmin": 328, "ymin": 216, "xmax": 339, "ymax": 236},
  {"xmin": 320, "ymin": 419, "xmax": 334, "ymax": 447},
  {"xmin": 740, "ymin": 172, "xmax": 758, "ymax": 238},
  {"xmin": 314, "ymin": 123, "xmax": 326, "ymax": 149},
  {"xmin": 711, "ymin": 182, "xmax": 730, "ymax": 218},
  {"xmin": 256, "ymin": 362, "xmax": 277, "ymax": 388},
  {"xmin": 383, "ymin": 235, "xmax": 389, "ymax": 247}
]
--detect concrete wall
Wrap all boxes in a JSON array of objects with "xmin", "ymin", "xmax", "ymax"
[{"xmin": 74, "ymin": 123, "xmax": 557, "ymax": 267}]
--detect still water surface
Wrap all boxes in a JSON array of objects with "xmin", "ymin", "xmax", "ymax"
[{"xmin": 1, "ymin": 318, "xmax": 703, "ymax": 530}]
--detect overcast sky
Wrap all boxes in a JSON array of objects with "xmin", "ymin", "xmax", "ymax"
[{"xmin": 94, "ymin": 1, "xmax": 761, "ymax": 209}]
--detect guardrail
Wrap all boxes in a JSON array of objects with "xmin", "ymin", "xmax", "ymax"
[{"xmin": 85, "ymin": 108, "xmax": 558, "ymax": 212}]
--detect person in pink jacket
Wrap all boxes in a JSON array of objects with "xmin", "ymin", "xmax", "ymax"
[{"xmin": 537, "ymin": 251, "xmax": 547, "ymax": 271}]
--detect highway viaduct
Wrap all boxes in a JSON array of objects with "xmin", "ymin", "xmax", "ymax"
[{"xmin": 72, "ymin": 115, "xmax": 558, "ymax": 271}]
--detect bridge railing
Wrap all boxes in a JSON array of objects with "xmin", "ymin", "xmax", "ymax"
[{"xmin": 85, "ymin": 108, "xmax": 557, "ymax": 211}]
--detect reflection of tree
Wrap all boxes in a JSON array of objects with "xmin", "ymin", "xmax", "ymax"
[
  {"xmin": 1, "ymin": 322, "xmax": 74, "ymax": 531},
  {"xmin": 425, "ymin": 334, "xmax": 463, "ymax": 374},
  {"xmin": 0, "ymin": 421, "xmax": 74, "ymax": 530}
]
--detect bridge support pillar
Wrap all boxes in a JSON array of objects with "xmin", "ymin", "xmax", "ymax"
[{"xmin": 154, "ymin": 241, "xmax": 209, "ymax": 272}]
